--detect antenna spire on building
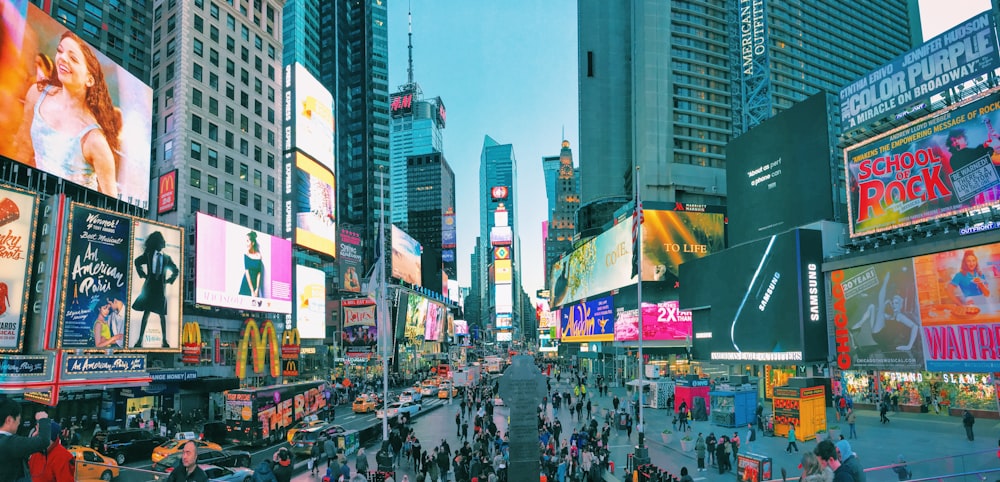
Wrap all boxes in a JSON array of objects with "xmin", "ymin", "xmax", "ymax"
[{"xmin": 407, "ymin": 0, "xmax": 414, "ymax": 85}]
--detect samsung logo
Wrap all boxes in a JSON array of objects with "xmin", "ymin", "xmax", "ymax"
[{"xmin": 807, "ymin": 263, "xmax": 820, "ymax": 321}]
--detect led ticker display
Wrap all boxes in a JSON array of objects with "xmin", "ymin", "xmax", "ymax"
[
  {"xmin": 560, "ymin": 296, "xmax": 615, "ymax": 342},
  {"xmin": 0, "ymin": 2, "xmax": 153, "ymax": 208},
  {"xmin": 391, "ymin": 225, "xmax": 422, "ymax": 286},
  {"xmin": 195, "ymin": 213, "xmax": 293, "ymax": 313},
  {"xmin": 845, "ymin": 91, "xmax": 1000, "ymax": 237}
]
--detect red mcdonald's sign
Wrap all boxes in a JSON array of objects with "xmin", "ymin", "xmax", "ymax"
[{"xmin": 157, "ymin": 170, "xmax": 178, "ymax": 214}]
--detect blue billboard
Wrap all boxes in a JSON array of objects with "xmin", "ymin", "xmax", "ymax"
[{"xmin": 560, "ymin": 296, "xmax": 615, "ymax": 342}]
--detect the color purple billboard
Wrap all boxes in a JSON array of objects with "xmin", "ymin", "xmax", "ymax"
[
  {"xmin": 0, "ymin": 1, "xmax": 153, "ymax": 208},
  {"xmin": 195, "ymin": 213, "xmax": 292, "ymax": 313},
  {"xmin": 846, "ymin": 91, "xmax": 1000, "ymax": 237}
]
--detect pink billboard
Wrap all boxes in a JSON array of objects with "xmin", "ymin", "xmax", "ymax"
[
  {"xmin": 614, "ymin": 300, "xmax": 692, "ymax": 342},
  {"xmin": 194, "ymin": 213, "xmax": 292, "ymax": 313}
]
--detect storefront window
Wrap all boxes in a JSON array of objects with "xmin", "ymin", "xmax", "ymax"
[{"xmin": 880, "ymin": 372, "xmax": 997, "ymax": 411}]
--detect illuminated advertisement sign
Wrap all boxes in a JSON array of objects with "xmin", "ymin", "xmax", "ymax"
[
  {"xmin": 727, "ymin": 93, "xmax": 834, "ymax": 245},
  {"xmin": 614, "ymin": 301, "xmax": 693, "ymax": 342},
  {"xmin": 454, "ymin": 319, "xmax": 469, "ymax": 335},
  {"xmin": 403, "ymin": 294, "xmax": 428, "ymax": 340},
  {"xmin": 495, "ymin": 284, "xmax": 513, "ymax": 314},
  {"xmin": 195, "ymin": 213, "xmax": 293, "ymax": 313},
  {"xmin": 342, "ymin": 304, "xmax": 376, "ymax": 350},
  {"xmin": 560, "ymin": 296, "xmax": 615, "ymax": 342},
  {"xmin": 338, "ymin": 225, "xmax": 362, "ymax": 292},
  {"xmin": 846, "ymin": 91, "xmax": 1000, "ymax": 237},
  {"xmin": 442, "ymin": 208, "xmax": 456, "ymax": 249},
  {"xmin": 423, "ymin": 301, "xmax": 445, "ymax": 342},
  {"xmin": 839, "ymin": 11, "xmax": 999, "ymax": 132},
  {"xmin": 681, "ymin": 229, "xmax": 826, "ymax": 362},
  {"xmin": 157, "ymin": 170, "xmax": 177, "ymax": 215},
  {"xmin": 127, "ymin": 219, "xmax": 183, "ymax": 350},
  {"xmin": 235, "ymin": 319, "xmax": 280, "ymax": 379},
  {"xmin": 294, "ymin": 265, "xmax": 326, "ymax": 339},
  {"xmin": 0, "ymin": 2, "xmax": 153, "ymax": 208},
  {"xmin": 391, "ymin": 225, "xmax": 422, "ymax": 286},
  {"xmin": 495, "ymin": 259, "xmax": 512, "ymax": 284},
  {"xmin": 496, "ymin": 331, "xmax": 512, "ymax": 342},
  {"xmin": 736, "ymin": 0, "xmax": 771, "ymax": 131},
  {"xmin": 59, "ymin": 205, "xmax": 131, "ymax": 349},
  {"xmin": 490, "ymin": 225, "xmax": 513, "ymax": 246},
  {"xmin": 292, "ymin": 152, "xmax": 336, "ymax": 257},
  {"xmin": 0, "ymin": 185, "xmax": 36, "ymax": 353},
  {"xmin": 830, "ymin": 240, "xmax": 1000, "ymax": 372},
  {"xmin": 496, "ymin": 313, "xmax": 513, "ymax": 330},
  {"xmin": 550, "ymin": 208, "xmax": 725, "ymax": 307},
  {"xmin": 283, "ymin": 63, "xmax": 335, "ymax": 172},
  {"xmin": 390, "ymin": 91, "xmax": 413, "ymax": 117},
  {"xmin": 490, "ymin": 186, "xmax": 509, "ymax": 201}
]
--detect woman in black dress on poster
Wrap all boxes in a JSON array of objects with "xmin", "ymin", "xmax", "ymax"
[
  {"xmin": 132, "ymin": 231, "xmax": 178, "ymax": 348},
  {"xmin": 240, "ymin": 231, "xmax": 264, "ymax": 298}
]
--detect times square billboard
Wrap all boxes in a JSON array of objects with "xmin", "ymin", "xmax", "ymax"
[
  {"xmin": 839, "ymin": 11, "xmax": 999, "ymax": 133},
  {"xmin": 680, "ymin": 229, "xmax": 826, "ymax": 362},
  {"xmin": 846, "ymin": 91, "xmax": 1000, "ymax": 237},
  {"xmin": 829, "ymin": 241, "xmax": 1000, "ymax": 373},
  {"xmin": 548, "ymin": 204, "xmax": 725, "ymax": 308},
  {"xmin": 727, "ymin": 92, "xmax": 835, "ymax": 246}
]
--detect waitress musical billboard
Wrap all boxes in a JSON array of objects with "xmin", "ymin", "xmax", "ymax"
[
  {"xmin": 59, "ymin": 204, "xmax": 132, "ymax": 348},
  {"xmin": 127, "ymin": 219, "xmax": 183, "ymax": 350},
  {"xmin": 195, "ymin": 213, "xmax": 292, "ymax": 313}
]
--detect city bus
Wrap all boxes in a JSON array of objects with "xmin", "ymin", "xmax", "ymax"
[{"xmin": 224, "ymin": 380, "xmax": 329, "ymax": 446}]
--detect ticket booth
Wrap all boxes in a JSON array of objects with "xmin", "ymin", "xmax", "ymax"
[
  {"xmin": 675, "ymin": 377, "xmax": 710, "ymax": 420},
  {"xmin": 773, "ymin": 385, "xmax": 826, "ymax": 441}
]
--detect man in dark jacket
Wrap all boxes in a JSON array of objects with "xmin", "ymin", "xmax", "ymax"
[
  {"xmin": 376, "ymin": 442, "xmax": 394, "ymax": 472},
  {"xmin": 0, "ymin": 400, "xmax": 52, "ymax": 482},
  {"xmin": 272, "ymin": 448, "xmax": 293, "ymax": 482},
  {"xmin": 167, "ymin": 441, "xmax": 209, "ymax": 482},
  {"xmin": 836, "ymin": 440, "xmax": 866, "ymax": 482}
]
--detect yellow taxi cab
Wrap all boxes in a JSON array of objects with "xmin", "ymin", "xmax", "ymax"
[
  {"xmin": 353, "ymin": 395, "xmax": 377, "ymax": 413},
  {"xmin": 287, "ymin": 416, "xmax": 328, "ymax": 444},
  {"xmin": 437, "ymin": 383, "xmax": 458, "ymax": 399},
  {"xmin": 68, "ymin": 445, "xmax": 120, "ymax": 481},
  {"xmin": 150, "ymin": 438, "xmax": 222, "ymax": 464}
]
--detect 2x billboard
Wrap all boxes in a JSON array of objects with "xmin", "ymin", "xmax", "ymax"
[
  {"xmin": 195, "ymin": 213, "xmax": 292, "ymax": 313},
  {"xmin": 846, "ymin": 91, "xmax": 1000, "ymax": 237},
  {"xmin": 0, "ymin": 1, "xmax": 153, "ymax": 208},
  {"xmin": 830, "ymin": 240, "xmax": 1000, "ymax": 373},
  {"xmin": 726, "ymin": 92, "xmax": 834, "ymax": 246}
]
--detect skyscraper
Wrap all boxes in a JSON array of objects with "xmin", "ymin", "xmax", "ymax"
[
  {"xmin": 544, "ymin": 141, "xmax": 579, "ymax": 281},
  {"xmin": 390, "ymin": 9, "xmax": 446, "ymax": 232},
  {"xmin": 577, "ymin": 0, "xmax": 920, "ymax": 233},
  {"xmin": 404, "ymin": 151, "xmax": 456, "ymax": 293},
  {"xmin": 478, "ymin": 135, "xmax": 522, "ymax": 338}
]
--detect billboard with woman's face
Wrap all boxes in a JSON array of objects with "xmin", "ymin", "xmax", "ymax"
[
  {"xmin": 0, "ymin": 1, "xmax": 153, "ymax": 208},
  {"xmin": 195, "ymin": 213, "xmax": 292, "ymax": 313}
]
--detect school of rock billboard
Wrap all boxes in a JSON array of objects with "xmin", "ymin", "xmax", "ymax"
[
  {"xmin": 845, "ymin": 91, "xmax": 1000, "ymax": 237},
  {"xmin": 830, "ymin": 241, "xmax": 1000, "ymax": 373}
]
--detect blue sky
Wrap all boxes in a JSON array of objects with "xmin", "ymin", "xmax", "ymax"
[{"xmin": 386, "ymin": 0, "xmax": 990, "ymax": 300}]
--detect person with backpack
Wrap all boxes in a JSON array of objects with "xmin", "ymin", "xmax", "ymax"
[
  {"xmin": 272, "ymin": 448, "xmax": 293, "ymax": 482},
  {"xmin": 27, "ymin": 422, "xmax": 74, "ymax": 482},
  {"xmin": 253, "ymin": 458, "xmax": 278, "ymax": 482}
]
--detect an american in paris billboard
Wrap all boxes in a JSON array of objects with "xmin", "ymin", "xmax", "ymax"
[
  {"xmin": 830, "ymin": 240, "xmax": 1000, "ymax": 373},
  {"xmin": 846, "ymin": 91, "xmax": 1000, "ymax": 237},
  {"xmin": 0, "ymin": 1, "xmax": 153, "ymax": 208},
  {"xmin": 839, "ymin": 11, "xmax": 999, "ymax": 132}
]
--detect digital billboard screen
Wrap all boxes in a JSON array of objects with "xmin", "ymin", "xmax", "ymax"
[
  {"xmin": 0, "ymin": 185, "xmax": 37, "ymax": 352},
  {"xmin": 549, "ymin": 206, "xmax": 725, "ymax": 307},
  {"xmin": 391, "ymin": 224, "xmax": 422, "ymax": 286},
  {"xmin": 195, "ymin": 213, "xmax": 292, "ymax": 313},
  {"xmin": 295, "ymin": 265, "xmax": 326, "ymax": 339},
  {"xmin": 560, "ymin": 295, "xmax": 615, "ymax": 342},
  {"xmin": 839, "ymin": 11, "xmax": 999, "ymax": 132},
  {"xmin": 338, "ymin": 225, "xmax": 362, "ymax": 292},
  {"xmin": 830, "ymin": 241, "xmax": 1000, "ymax": 373},
  {"xmin": 681, "ymin": 229, "xmax": 826, "ymax": 362},
  {"xmin": 127, "ymin": 219, "xmax": 183, "ymax": 350},
  {"xmin": 614, "ymin": 300, "xmax": 692, "ymax": 343},
  {"xmin": 846, "ymin": 91, "xmax": 1000, "ymax": 237},
  {"xmin": 423, "ymin": 301, "xmax": 445, "ymax": 341},
  {"xmin": 284, "ymin": 63, "xmax": 335, "ymax": 172},
  {"xmin": 402, "ymin": 293, "xmax": 428, "ymax": 340},
  {"xmin": 292, "ymin": 152, "xmax": 336, "ymax": 257},
  {"xmin": 726, "ymin": 93, "xmax": 834, "ymax": 245},
  {"xmin": 0, "ymin": 1, "xmax": 153, "ymax": 208}
]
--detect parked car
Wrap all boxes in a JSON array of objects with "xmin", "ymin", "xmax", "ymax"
[
  {"xmin": 289, "ymin": 424, "xmax": 346, "ymax": 459},
  {"xmin": 202, "ymin": 464, "xmax": 255, "ymax": 482},
  {"xmin": 376, "ymin": 401, "xmax": 422, "ymax": 420},
  {"xmin": 68, "ymin": 445, "xmax": 119, "ymax": 481},
  {"xmin": 152, "ymin": 448, "xmax": 252, "ymax": 473},
  {"xmin": 97, "ymin": 429, "xmax": 169, "ymax": 465},
  {"xmin": 152, "ymin": 438, "xmax": 223, "ymax": 464}
]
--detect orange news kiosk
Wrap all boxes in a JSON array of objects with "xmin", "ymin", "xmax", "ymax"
[{"xmin": 772, "ymin": 385, "xmax": 826, "ymax": 441}]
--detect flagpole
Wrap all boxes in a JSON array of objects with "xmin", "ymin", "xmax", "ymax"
[
  {"xmin": 378, "ymin": 166, "xmax": 390, "ymax": 441},
  {"xmin": 635, "ymin": 165, "xmax": 645, "ymax": 450}
]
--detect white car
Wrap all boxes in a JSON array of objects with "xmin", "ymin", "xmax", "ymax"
[
  {"xmin": 419, "ymin": 384, "xmax": 437, "ymax": 396},
  {"xmin": 376, "ymin": 401, "xmax": 423, "ymax": 419},
  {"xmin": 399, "ymin": 389, "xmax": 422, "ymax": 403}
]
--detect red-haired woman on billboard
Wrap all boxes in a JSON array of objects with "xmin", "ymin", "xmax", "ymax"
[{"xmin": 15, "ymin": 30, "xmax": 122, "ymax": 198}]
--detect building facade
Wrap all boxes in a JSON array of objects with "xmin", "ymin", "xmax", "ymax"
[
  {"xmin": 543, "ymin": 140, "xmax": 580, "ymax": 280},
  {"xmin": 404, "ymin": 151, "xmax": 456, "ymax": 293}
]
